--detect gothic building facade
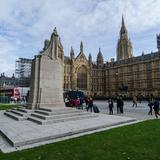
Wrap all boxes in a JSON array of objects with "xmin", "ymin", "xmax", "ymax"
[
  {"xmin": 13, "ymin": 17, "xmax": 160, "ymax": 98},
  {"xmin": 63, "ymin": 17, "xmax": 160, "ymax": 98}
]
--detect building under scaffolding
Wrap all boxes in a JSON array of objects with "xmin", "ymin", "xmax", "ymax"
[{"xmin": 15, "ymin": 58, "xmax": 32, "ymax": 78}]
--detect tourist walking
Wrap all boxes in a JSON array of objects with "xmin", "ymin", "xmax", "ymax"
[
  {"xmin": 116, "ymin": 96, "xmax": 121, "ymax": 114},
  {"xmin": 148, "ymin": 96, "xmax": 154, "ymax": 115},
  {"xmin": 132, "ymin": 95, "xmax": 137, "ymax": 107},
  {"xmin": 64, "ymin": 97, "xmax": 69, "ymax": 107},
  {"xmin": 138, "ymin": 94, "xmax": 143, "ymax": 104},
  {"xmin": 119, "ymin": 96, "xmax": 124, "ymax": 113},
  {"xmin": 79, "ymin": 97, "xmax": 84, "ymax": 109},
  {"xmin": 108, "ymin": 98, "xmax": 114, "ymax": 115},
  {"xmin": 74, "ymin": 98, "xmax": 79, "ymax": 108},
  {"xmin": 87, "ymin": 96, "xmax": 93, "ymax": 112},
  {"xmin": 148, "ymin": 101, "xmax": 153, "ymax": 115},
  {"xmin": 85, "ymin": 96, "xmax": 89, "ymax": 108},
  {"xmin": 70, "ymin": 99, "xmax": 74, "ymax": 107},
  {"xmin": 153, "ymin": 98, "xmax": 160, "ymax": 118},
  {"xmin": 68, "ymin": 98, "xmax": 71, "ymax": 107}
]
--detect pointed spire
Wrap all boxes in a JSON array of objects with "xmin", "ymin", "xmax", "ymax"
[
  {"xmin": 88, "ymin": 53, "xmax": 92, "ymax": 61},
  {"xmin": 97, "ymin": 48, "xmax": 103, "ymax": 58},
  {"xmin": 122, "ymin": 15, "xmax": 125, "ymax": 27},
  {"xmin": 80, "ymin": 41, "xmax": 83, "ymax": 53},
  {"xmin": 117, "ymin": 16, "xmax": 133, "ymax": 61},
  {"xmin": 70, "ymin": 46, "xmax": 74, "ymax": 54},
  {"xmin": 88, "ymin": 53, "xmax": 92, "ymax": 67},
  {"xmin": 97, "ymin": 48, "xmax": 103, "ymax": 64},
  {"xmin": 70, "ymin": 46, "xmax": 75, "ymax": 59},
  {"xmin": 120, "ymin": 15, "xmax": 128, "ymax": 38},
  {"xmin": 71, "ymin": 46, "xmax": 74, "ymax": 52}
]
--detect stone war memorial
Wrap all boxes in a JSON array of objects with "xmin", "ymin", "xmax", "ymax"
[
  {"xmin": 0, "ymin": 28, "xmax": 135, "ymax": 153},
  {"xmin": 28, "ymin": 27, "xmax": 64, "ymax": 109}
]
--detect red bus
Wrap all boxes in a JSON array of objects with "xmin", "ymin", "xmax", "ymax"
[{"xmin": 0, "ymin": 88, "xmax": 20, "ymax": 99}]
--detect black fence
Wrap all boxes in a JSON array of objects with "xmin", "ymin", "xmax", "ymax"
[{"xmin": 0, "ymin": 96, "xmax": 10, "ymax": 103}]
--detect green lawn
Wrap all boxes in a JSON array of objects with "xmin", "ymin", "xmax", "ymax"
[
  {"xmin": 0, "ymin": 104, "xmax": 17, "ymax": 110},
  {"xmin": 0, "ymin": 119, "xmax": 160, "ymax": 160}
]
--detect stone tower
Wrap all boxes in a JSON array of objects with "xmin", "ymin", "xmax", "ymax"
[
  {"xmin": 117, "ymin": 16, "xmax": 133, "ymax": 61},
  {"xmin": 80, "ymin": 41, "xmax": 83, "ymax": 53},
  {"xmin": 97, "ymin": 48, "xmax": 104, "ymax": 68},
  {"xmin": 28, "ymin": 27, "xmax": 64, "ymax": 109},
  {"xmin": 70, "ymin": 46, "xmax": 76, "ymax": 90},
  {"xmin": 88, "ymin": 53, "xmax": 92, "ymax": 68}
]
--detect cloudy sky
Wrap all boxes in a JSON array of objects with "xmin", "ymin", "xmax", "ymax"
[{"xmin": 0, "ymin": 0, "xmax": 160, "ymax": 76}]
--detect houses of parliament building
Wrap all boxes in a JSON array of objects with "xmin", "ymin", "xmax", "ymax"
[
  {"xmin": 13, "ymin": 16, "xmax": 160, "ymax": 99},
  {"xmin": 63, "ymin": 16, "xmax": 160, "ymax": 98}
]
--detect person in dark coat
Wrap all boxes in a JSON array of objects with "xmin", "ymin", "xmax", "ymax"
[
  {"xmin": 108, "ymin": 98, "xmax": 114, "ymax": 115},
  {"xmin": 148, "ymin": 96, "xmax": 154, "ymax": 115},
  {"xmin": 119, "ymin": 96, "xmax": 124, "ymax": 114},
  {"xmin": 79, "ymin": 97, "xmax": 83, "ymax": 109},
  {"xmin": 153, "ymin": 98, "xmax": 160, "ymax": 118},
  {"xmin": 116, "ymin": 96, "xmax": 121, "ymax": 114},
  {"xmin": 87, "ymin": 96, "xmax": 93, "ymax": 112},
  {"xmin": 85, "ymin": 96, "xmax": 89, "ymax": 108}
]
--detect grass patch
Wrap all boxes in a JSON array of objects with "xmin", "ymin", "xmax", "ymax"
[
  {"xmin": 0, "ymin": 104, "xmax": 17, "ymax": 110},
  {"xmin": 0, "ymin": 119, "xmax": 160, "ymax": 160}
]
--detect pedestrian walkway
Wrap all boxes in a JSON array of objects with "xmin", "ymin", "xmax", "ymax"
[{"xmin": 94, "ymin": 100, "xmax": 155, "ymax": 120}]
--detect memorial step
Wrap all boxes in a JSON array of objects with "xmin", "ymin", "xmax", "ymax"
[
  {"xmin": 31, "ymin": 111, "xmax": 91, "ymax": 120},
  {"xmin": 17, "ymin": 108, "xmax": 34, "ymax": 113},
  {"xmin": 10, "ymin": 110, "xmax": 28, "ymax": 117},
  {"xmin": 38, "ymin": 107, "xmax": 58, "ymax": 112},
  {"xmin": 35, "ymin": 108, "xmax": 83, "ymax": 116},
  {"xmin": 39, "ymin": 107, "xmax": 78, "ymax": 112},
  {"xmin": 28, "ymin": 114, "xmax": 98, "ymax": 125},
  {"xmin": 35, "ymin": 110, "xmax": 55, "ymax": 115},
  {"xmin": 4, "ymin": 112, "xmax": 27, "ymax": 121}
]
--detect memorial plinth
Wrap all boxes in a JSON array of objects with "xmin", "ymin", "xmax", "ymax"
[{"xmin": 28, "ymin": 28, "xmax": 64, "ymax": 109}]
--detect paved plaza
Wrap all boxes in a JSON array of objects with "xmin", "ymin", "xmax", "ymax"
[
  {"xmin": 0, "ymin": 100, "xmax": 156, "ymax": 153},
  {"xmin": 0, "ymin": 104, "xmax": 136, "ymax": 153},
  {"xmin": 94, "ymin": 100, "xmax": 155, "ymax": 120}
]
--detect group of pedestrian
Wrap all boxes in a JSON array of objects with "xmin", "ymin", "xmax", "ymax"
[
  {"xmin": 65, "ymin": 94, "xmax": 160, "ymax": 119},
  {"xmin": 131, "ymin": 94, "xmax": 160, "ymax": 119},
  {"xmin": 147, "ymin": 95, "xmax": 160, "ymax": 118},
  {"xmin": 108, "ymin": 96, "xmax": 124, "ymax": 115},
  {"xmin": 64, "ymin": 95, "xmax": 95, "ymax": 112},
  {"xmin": 64, "ymin": 96, "xmax": 84, "ymax": 109},
  {"xmin": 10, "ymin": 96, "xmax": 27, "ymax": 104}
]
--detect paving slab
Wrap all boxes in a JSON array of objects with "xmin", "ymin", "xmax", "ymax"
[{"xmin": 0, "ymin": 108, "xmax": 136, "ymax": 153}]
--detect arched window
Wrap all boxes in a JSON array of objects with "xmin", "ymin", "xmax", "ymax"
[{"xmin": 77, "ymin": 66, "xmax": 87, "ymax": 90}]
